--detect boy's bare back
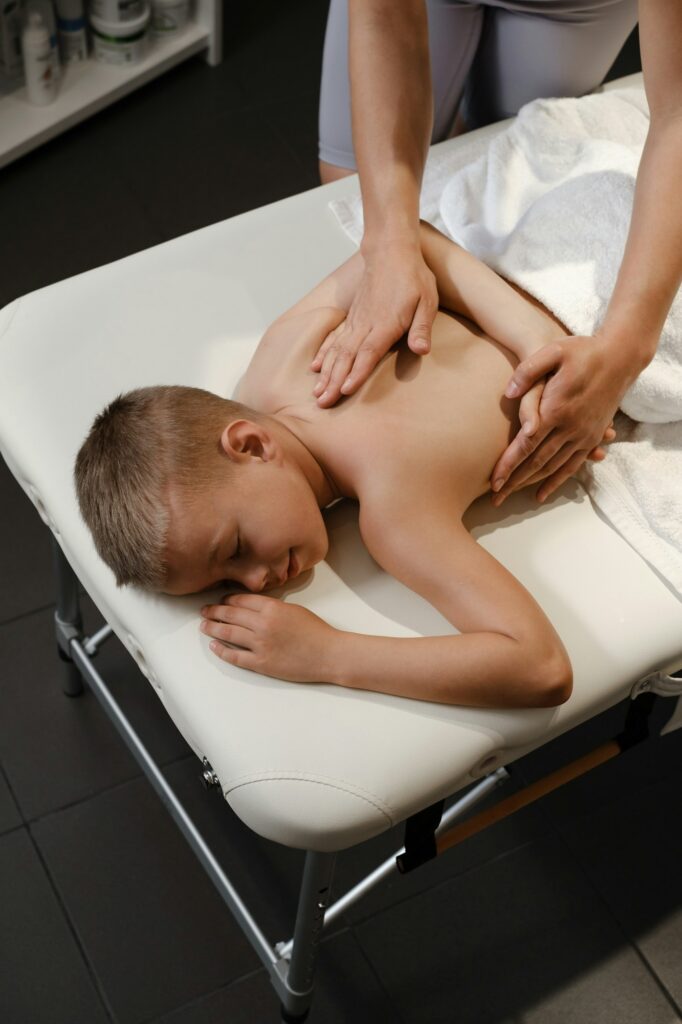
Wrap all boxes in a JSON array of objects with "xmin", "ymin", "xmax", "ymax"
[{"xmin": 238, "ymin": 305, "xmax": 522, "ymax": 522}]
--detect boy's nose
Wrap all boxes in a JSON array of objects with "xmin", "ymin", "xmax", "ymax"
[{"xmin": 243, "ymin": 565, "xmax": 270, "ymax": 592}]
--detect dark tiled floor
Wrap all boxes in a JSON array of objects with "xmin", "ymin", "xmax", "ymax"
[{"xmin": 2, "ymin": 8, "xmax": 680, "ymax": 1024}]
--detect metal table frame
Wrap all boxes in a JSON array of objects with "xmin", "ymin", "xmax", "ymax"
[{"xmin": 51, "ymin": 539, "xmax": 681, "ymax": 1022}]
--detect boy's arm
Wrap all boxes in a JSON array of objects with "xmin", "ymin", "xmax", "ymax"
[
  {"xmin": 201, "ymin": 506, "xmax": 572, "ymax": 709},
  {"xmin": 418, "ymin": 221, "xmax": 561, "ymax": 362},
  {"xmin": 320, "ymin": 501, "xmax": 572, "ymax": 708}
]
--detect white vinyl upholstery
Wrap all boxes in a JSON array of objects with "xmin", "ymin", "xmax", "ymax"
[{"xmin": 1, "ymin": 75, "xmax": 680, "ymax": 852}]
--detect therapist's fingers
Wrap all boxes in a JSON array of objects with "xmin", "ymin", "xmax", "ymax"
[
  {"xmin": 517, "ymin": 378, "xmax": 546, "ymax": 438},
  {"xmin": 313, "ymin": 340, "xmax": 357, "ymax": 404},
  {"xmin": 504, "ymin": 342, "xmax": 563, "ymax": 399},
  {"xmin": 406, "ymin": 292, "xmax": 438, "ymax": 355},
  {"xmin": 310, "ymin": 328, "xmax": 338, "ymax": 372},
  {"xmin": 491, "ymin": 430, "xmax": 570, "ymax": 505},
  {"xmin": 490, "ymin": 421, "xmax": 552, "ymax": 496},
  {"xmin": 536, "ymin": 449, "xmax": 591, "ymax": 503},
  {"xmin": 523, "ymin": 446, "xmax": 604, "ymax": 488},
  {"xmin": 521, "ymin": 425, "xmax": 615, "ymax": 487},
  {"xmin": 317, "ymin": 328, "xmax": 391, "ymax": 406}
]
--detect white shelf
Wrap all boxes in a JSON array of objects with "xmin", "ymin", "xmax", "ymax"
[{"xmin": 0, "ymin": 1, "xmax": 221, "ymax": 168}]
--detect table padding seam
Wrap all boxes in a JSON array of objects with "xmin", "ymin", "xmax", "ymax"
[{"xmin": 224, "ymin": 771, "xmax": 395, "ymax": 827}]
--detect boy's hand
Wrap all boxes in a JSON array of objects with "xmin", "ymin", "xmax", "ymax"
[{"xmin": 200, "ymin": 593, "xmax": 338, "ymax": 683}]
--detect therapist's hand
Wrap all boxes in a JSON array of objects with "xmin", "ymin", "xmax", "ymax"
[
  {"xmin": 310, "ymin": 241, "xmax": 438, "ymax": 407},
  {"xmin": 490, "ymin": 334, "xmax": 629, "ymax": 506}
]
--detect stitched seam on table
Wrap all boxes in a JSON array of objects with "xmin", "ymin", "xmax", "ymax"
[
  {"xmin": 0, "ymin": 298, "xmax": 24, "ymax": 345},
  {"xmin": 224, "ymin": 772, "xmax": 395, "ymax": 827}
]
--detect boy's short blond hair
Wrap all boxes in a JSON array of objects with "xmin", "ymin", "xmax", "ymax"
[{"xmin": 74, "ymin": 385, "xmax": 258, "ymax": 590}]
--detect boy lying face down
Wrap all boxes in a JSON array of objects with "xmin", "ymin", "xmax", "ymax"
[{"xmin": 75, "ymin": 223, "xmax": 616, "ymax": 711}]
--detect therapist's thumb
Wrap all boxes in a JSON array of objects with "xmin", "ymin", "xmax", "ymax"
[{"xmin": 407, "ymin": 296, "xmax": 436, "ymax": 355}]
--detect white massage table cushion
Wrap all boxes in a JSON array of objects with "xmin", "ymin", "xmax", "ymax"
[{"xmin": 1, "ymin": 76, "xmax": 681, "ymax": 851}]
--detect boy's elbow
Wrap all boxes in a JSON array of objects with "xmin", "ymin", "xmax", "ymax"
[{"xmin": 533, "ymin": 650, "xmax": 574, "ymax": 708}]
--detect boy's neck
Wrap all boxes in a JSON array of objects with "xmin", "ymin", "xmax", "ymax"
[{"xmin": 270, "ymin": 412, "xmax": 350, "ymax": 507}]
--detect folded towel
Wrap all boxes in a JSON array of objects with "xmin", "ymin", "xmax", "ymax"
[
  {"xmin": 439, "ymin": 88, "xmax": 682, "ymax": 425},
  {"xmin": 329, "ymin": 85, "xmax": 682, "ymax": 598},
  {"xmin": 578, "ymin": 412, "xmax": 682, "ymax": 596}
]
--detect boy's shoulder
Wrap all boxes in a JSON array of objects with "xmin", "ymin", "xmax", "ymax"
[{"xmin": 238, "ymin": 306, "xmax": 346, "ymax": 412}]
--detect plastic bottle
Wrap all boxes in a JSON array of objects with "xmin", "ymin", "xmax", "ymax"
[
  {"xmin": 21, "ymin": 10, "xmax": 57, "ymax": 104},
  {"xmin": 24, "ymin": 0, "xmax": 60, "ymax": 81},
  {"xmin": 55, "ymin": 0, "xmax": 86, "ymax": 63}
]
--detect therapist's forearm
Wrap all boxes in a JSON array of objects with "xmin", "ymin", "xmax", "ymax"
[
  {"xmin": 599, "ymin": 114, "xmax": 682, "ymax": 383},
  {"xmin": 349, "ymin": 0, "xmax": 432, "ymax": 250}
]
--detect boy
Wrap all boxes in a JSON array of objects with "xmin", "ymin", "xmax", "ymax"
[{"xmin": 75, "ymin": 223, "xmax": 615, "ymax": 710}]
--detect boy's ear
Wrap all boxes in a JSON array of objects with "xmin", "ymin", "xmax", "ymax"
[{"xmin": 220, "ymin": 419, "xmax": 275, "ymax": 463}]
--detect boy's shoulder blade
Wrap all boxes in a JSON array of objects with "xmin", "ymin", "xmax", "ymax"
[{"xmin": 239, "ymin": 306, "xmax": 346, "ymax": 414}]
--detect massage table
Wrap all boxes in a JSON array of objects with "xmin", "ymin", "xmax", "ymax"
[{"xmin": 1, "ymin": 71, "xmax": 681, "ymax": 1023}]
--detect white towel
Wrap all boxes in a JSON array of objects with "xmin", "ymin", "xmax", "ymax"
[{"xmin": 329, "ymin": 86, "xmax": 682, "ymax": 597}]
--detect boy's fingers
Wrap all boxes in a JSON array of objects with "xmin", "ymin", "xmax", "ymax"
[
  {"xmin": 203, "ymin": 621, "xmax": 254, "ymax": 649},
  {"xmin": 221, "ymin": 592, "xmax": 271, "ymax": 610},
  {"xmin": 209, "ymin": 641, "xmax": 252, "ymax": 668},
  {"xmin": 201, "ymin": 604, "xmax": 257, "ymax": 629}
]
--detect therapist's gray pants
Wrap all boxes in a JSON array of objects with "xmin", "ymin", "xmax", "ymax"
[{"xmin": 319, "ymin": 0, "xmax": 639, "ymax": 169}]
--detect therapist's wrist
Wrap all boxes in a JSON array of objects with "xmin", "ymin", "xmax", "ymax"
[
  {"xmin": 361, "ymin": 225, "xmax": 421, "ymax": 260},
  {"xmin": 594, "ymin": 323, "xmax": 659, "ymax": 386}
]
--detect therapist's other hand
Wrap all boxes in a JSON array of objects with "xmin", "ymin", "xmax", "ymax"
[
  {"xmin": 490, "ymin": 335, "xmax": 627, "ymax": 505},
  {"xmin": 200, "ymin": 593, "xmax": 337, "ymax": 683},
  {"xmin": 310, "ymin": 242, "xmax": 438, "ymax": 407}
]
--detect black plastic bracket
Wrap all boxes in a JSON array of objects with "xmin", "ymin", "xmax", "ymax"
[
  {"xmin": 615, "ymin": 690, "xmax": 657, "ymax": 752},
  {"xmin": 395, "ymin": 799, "xmax": 445, "ymax": 875}
]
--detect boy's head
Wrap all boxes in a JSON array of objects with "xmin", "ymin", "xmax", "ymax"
[{"xmin": 74, "ymin": 385, "xmax": 329, "ymax": 595}]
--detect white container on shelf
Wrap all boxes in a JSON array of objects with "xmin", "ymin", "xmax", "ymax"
[
  {"xmin": 55, "ymin": 0, "xmax": 87, "ymax": 63},
  {"xmin": 150, "ymin": 0, "xmax": 189, "ymax": 36},
  {"xmin": 89, "ymin": 0, "xmax": 144, "ymax": 23},
  {"xmin": 21, "ymin": 10, "xmax": 57, "ymax": 104},
  {"xmin": 24, "ymin": 0, "xmax": 60, "ymax": 80},
  {"xmin": 89, "ymin": 4, "xmax": 149, "ymax": 64}
]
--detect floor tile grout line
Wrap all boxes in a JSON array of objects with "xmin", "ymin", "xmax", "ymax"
[
  {"xmin": 26, "ymin": 821, "xmax": 119, "ymax": 1023},
  {"xmin": 138, "ymin": 964, "xmax": 268, "ymax": 1024},
  {"xmin": 0, "ymin": 599, "xmax": 55, "ymax": 630},
  {"xmin": 0, "ymin": 756, "xmax": 24, "ymax": 832},
  {"xmin": 20, "ymin": 744, "xmax": 198, "ymax": 830},
  {"xmin": 550, "ymin": 817, "xmax": 682, "ymax": 1019}
]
